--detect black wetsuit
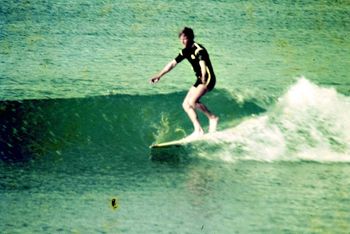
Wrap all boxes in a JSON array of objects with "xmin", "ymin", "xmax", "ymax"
[{"xmin": 175, "ymin": 42, "xmax": 216, "ymax": 91}]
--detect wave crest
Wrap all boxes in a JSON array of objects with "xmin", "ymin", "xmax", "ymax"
[{"xmin": 197, "ymin": 78, "xmax": 350, "ymax": 162}]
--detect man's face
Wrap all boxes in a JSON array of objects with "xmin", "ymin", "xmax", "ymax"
[{"xmin": 179, "ymin": 34, "xmax": 191, "ymax": 48}]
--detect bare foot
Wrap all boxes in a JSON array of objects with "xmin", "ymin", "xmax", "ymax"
[
  {"xmin": 209, "ymin": 116, "xmax": 219, "ymax": 133},
  {"xmin": 185, "ymin": 129, "xmax": 204, "ymax": 141}
]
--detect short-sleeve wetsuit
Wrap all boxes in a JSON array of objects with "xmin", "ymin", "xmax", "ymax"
[{"xmin": 175, "ymin": 42, "xmax": 216, "ymax": 91}]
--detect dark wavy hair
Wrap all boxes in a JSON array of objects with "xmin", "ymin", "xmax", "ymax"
[{"xmin": 178, "ymin": 27, "xmax": 195, "ymax": 41}]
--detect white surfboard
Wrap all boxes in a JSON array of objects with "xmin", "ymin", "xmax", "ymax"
[
  {"xmin": 149, "ymin": 139, "xmax": 186, "ymax": 149},
  {"xmin": 150, "ymin": 134, "xmax": 210, "ymax": 149}
]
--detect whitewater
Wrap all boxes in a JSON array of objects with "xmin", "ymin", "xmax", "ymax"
[{"xmin": 190, "ymin": 78, "xmax": 350, "ymax": 162}]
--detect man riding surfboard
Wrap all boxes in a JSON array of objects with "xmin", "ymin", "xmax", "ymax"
[{"xmin": 150, "ymin": 27, "xmax": 218, "ymax": 139}]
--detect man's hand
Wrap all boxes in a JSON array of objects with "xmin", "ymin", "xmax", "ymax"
[{"xmin": 149, "ymin": 76, "xmax": 160, "ymax": 84}]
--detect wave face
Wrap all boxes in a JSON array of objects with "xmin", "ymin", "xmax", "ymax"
[
  {"xmin": 1, "ymin": 78, "xmax": 349, "ymax": 163},
  {"xmin": 193, "ymin": 78, "xmax": 350, "ymax": 162},
  {"xmin": 0, "ymin": 90, "xmax": 264, "ymax": 162}
]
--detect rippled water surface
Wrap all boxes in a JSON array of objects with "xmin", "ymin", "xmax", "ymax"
[{"xmin": 1, "ymin": 0, "xmax": 350, "ymax": 233}]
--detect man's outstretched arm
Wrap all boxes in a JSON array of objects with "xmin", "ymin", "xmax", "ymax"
[{"xmin": 150, "ymin": 60, "xmax": 177, "ymax": 84}]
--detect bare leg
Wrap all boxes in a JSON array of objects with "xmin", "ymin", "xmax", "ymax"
[
  {"xmin": 182, "ymin": 85, "xmax": 207, "ymax": 136},
  {"xmin": 196, "ymin": 102, "xmax": 219, "ymax": 133},
  {"xmin": 182, "ymin": 84, "xmax": 219, "ymax": 136}
]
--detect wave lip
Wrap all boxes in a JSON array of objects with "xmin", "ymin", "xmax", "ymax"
[{"xmin": 198, "ymin": 78, "xmax": 350, "ymax": 163}]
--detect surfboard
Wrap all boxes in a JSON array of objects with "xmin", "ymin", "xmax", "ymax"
[
  {"xmin": 149, "ymin": 139, "xmax": 186, "ymax": 149},
  {"xmin": 150, "ymin": 134, "xmax": 210, "ymax": 149}
]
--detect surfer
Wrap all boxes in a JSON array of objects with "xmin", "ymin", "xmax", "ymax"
[{"xmin": 150, "ymin": 27, "xmax": 218, "ymax": 139}]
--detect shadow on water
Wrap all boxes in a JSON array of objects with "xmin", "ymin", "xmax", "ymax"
[
  {"xmin": 149, "ymin": 146, "xmax": 189, "ymax": 163},
  {"xmin": 0, "ymin": 89, "xmax": 265, "ymax": 163}
]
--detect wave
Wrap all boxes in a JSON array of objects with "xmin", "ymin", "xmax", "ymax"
[
  {"xmin": 0, "ymin": 90, "xmax": 265, "ymax": 163},
  {"xmin": 2, "ymin": 78, "xmax": 348, "ymax": 164},
  {"xmin": 192, "ymin": 78, "xmax": 350, "ymax": 163}
]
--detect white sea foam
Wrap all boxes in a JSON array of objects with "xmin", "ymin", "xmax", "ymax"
[{"xmin": 198, "ymin": 77, "xmax": 350, "ymax": 162}]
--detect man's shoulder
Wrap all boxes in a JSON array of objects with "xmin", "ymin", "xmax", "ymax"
[
  {"xmin": 179, "ymin": 42, "xmax": 208, "ymax": 57},
  {"xmin": 193, "ymin": 43, "xmax": 208, "ymax": 56},
  {"xmin": 194, "ymin": 42, "xmax": 206, "ymax": 50}
]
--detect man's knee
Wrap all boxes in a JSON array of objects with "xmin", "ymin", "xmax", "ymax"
[
  {"xmin": 182, "ymin": 100, "xmax": 189, "ymax": 110},
  {"xmin": 182, "ymin": 99, "xmax": 195, "ymax": 110}
]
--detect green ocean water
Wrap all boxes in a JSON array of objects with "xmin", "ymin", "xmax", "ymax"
[
  {"xmin": 1, "ymin": 0, "xmax": 349, "ymax": 100},
  {"xmin": 1, "ymin": 0, "xmax": 350, "ymax": 233}
]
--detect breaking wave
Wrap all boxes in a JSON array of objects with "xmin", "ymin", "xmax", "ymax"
[{"xmin": 195, "ymin": 78, "xmax": 350, "ymax": 163}]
